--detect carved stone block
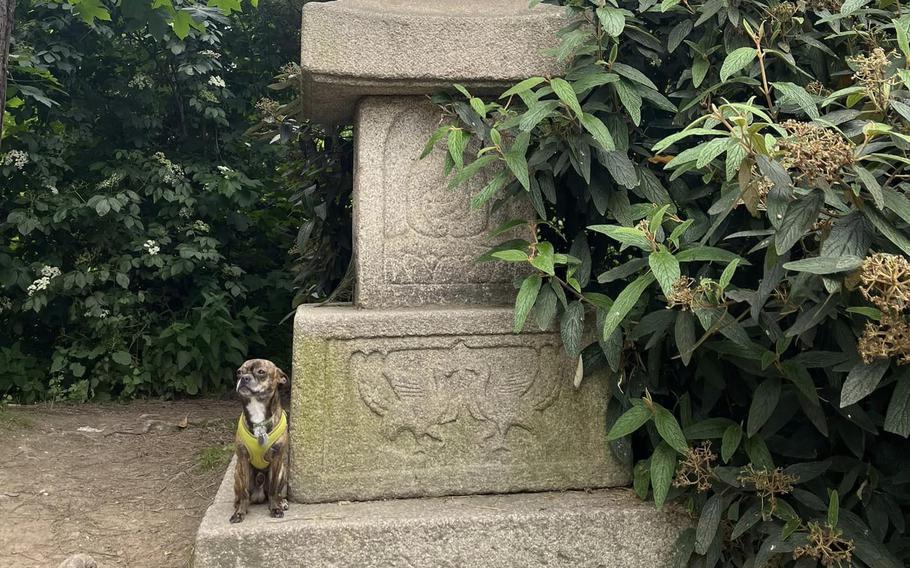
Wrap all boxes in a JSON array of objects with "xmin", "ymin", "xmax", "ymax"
[
  {"xmin": 354, "ymin": 96, "xmax": 529, "ymax": 309},
  {"xmin": 290, "ymin": 304, "xmax": 631, "ymax": 503}
]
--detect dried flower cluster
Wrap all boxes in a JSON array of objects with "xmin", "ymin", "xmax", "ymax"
[
  {"xmin": 740, "ymin": 167, "xmax": 773, "ymax": 216},
  {"xmin": 737, "ymin": 465, "xmax": 798, "ymax": 518},
  {"xmin": 847, "ymin": 48, "xmax": 894, "ymax": 110},
  {"xmin": 858, "ymin": 253, "xmax": 910, "ymax": 363},
  {"xmin": 793, "ymin": 522, "xmax": 855, "ymax": 567},
  {"xmin": 859, "ymin": 253, "xmax": 910, "ymax": 311},
  {"xmin": 778, "ymin": 121, "xmax": 854, "ymax": 183},
  {"xmin": 769, "ymin": 2, "xmax": 798, "ymax": 21},
  {"xmin": 803, "ymin": 0, "xmax": 841, "ymax": 10},
  {"xmin": 666, "ymin": 277, "xmax": 721, "ymax": 310},
  {"xmin": 673, "ymin": 441, "xmax": 716, "ymax": 492}
]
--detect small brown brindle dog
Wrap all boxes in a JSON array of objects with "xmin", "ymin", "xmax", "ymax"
[{"xmin": 231, "ymin": 359, "xmax": 290, "ymax": 523}]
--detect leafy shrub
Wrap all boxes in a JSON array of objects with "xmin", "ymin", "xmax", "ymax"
[
  {"xmin": 436, "ymin": 0, "xmax": 910, "ymax": 565},
  {"xmin": 0, "ymin": 0, "xmax": 308, "ymax": 401}
]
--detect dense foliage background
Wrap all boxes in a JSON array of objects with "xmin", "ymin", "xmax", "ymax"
[
  {"xmin": 0, "ymin": 0, "xmax": 352, "ymax": 401},
  {"xmin": 436, "ymin": 0, "xmax": 910, "ymax": 566}
]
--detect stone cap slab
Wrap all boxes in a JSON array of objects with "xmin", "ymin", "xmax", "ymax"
[{"xmin": 299, "ymin": 0, "xmax": 569, "ymax": 125}]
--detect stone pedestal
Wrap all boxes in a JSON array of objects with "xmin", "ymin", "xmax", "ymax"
[{"xmin": 194, "ymin": 1, "xmax": 687, "ymax": 565}]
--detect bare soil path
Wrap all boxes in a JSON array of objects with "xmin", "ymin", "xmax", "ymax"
[{"xmin": 0, "ymin": 400, "xmax": 237, "ymax": 568}]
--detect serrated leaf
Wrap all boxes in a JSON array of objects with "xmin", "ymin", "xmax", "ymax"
[
  {"xmin": 649, "ymin": 250, "xmax": 680, "ymax": 297},
  {"xmin": 840, "ymin": 359, "xmax": 889, "ymax": 407},
  {"xmin": 611, "ymin": 62, "xmax": 659, "ymax": 91},
  {"xmin": 579, "ymin": 113, "xmax": 616, "ymax": 152},
  {"xmin": 491, "ymin": 250, "xmax": 529, "ymax": 262},
  {"xmin": 596, "ymin": 6, "xmax": 625, "ymax": 37},
  {"xmin": 514, "ymin": 275, "xmax": 542, "ymax": 333},
  {"xmin": 614, "ymin": 80, "xmax": 642, "ymax": 126},
  {"xmin": 561, "ymin": 301, "xmax": 585, "ymax": 358},
  {"xmin": 505, "ymin": 131, "xmax": 531, "ymax": 191},
  {"xmin": 500, "ymin": 77, "xmax": 547, "ymax": 99},
  {"xmin": 551, "ymin": 77, "xmax": 582, "ymax": 118},
  {"xmin": 530, "ymin": 241, "xmax": 555, "ymax": 275},
  {"xmin": 885, "ymin": 372, "xmax": 910, "ymax": 437},
  {"xmin": 772, "ymin": 82, "xmax": 819, "ymax": 119},
  {"xmin": 602, "ymin": 273, "xmax": 656, "ymax": 340},
  {"xmin": 840, "ymin": 0, "xmax": 870, "ymax": 15},
  {"xmin": 650, "ymin": 442, "xmax": 677, "ymax": 508},
  {"xmin": 854, "ymin": 166, "xmax": 884, "ymax": 209},
  {"xmin": 782, "ymin": 256, "xmax": 863, "ymax": 274},
  {"xmin": 695, "ymin": 495, "xmax": 722, "ymax": 555},
  {"xmin": 654, "ymin": 405, "xmax": 689, "ymax": 454},
  {"xmin": 719, "ymin": 47, "xmax": 757, "ymax": 82},
  {"xmin": 421, "ymin": 126, "xmax": 450, "ymax": 159},
  {"xmin": 675, "ymin": 310, "xmax": 696, "ymax": 366},
  {"xmin": 532, "ymin": 284, "xmax": 558, "ymax": 331},
  {"xmin": 519, "ymin": 100, "xmax": 560, "ymax": 132},
  {"xmin": 668, "ymin": 20, "xmax": 693, "ymax": 54},
  {"xmin": 600, "ymin": 151, "xmax": 637, "ymax": 188},
  {"xmin": 607, "ymin": 404, "xmax": 652, "ymax": 440},
  {"xmin": 828, "ymin": 490, "xmax": 840, "ymax": 528},
  {"xmin": 721, "ymin": 424, "xmax": 742, "ymax": 463},
  {"xmin": 447, "ymin": 128, "xmax": 469, "ymax": 170},
  {"xmin": 748, "ymin": 378, "xmax": 781, "ymax": 436},
  {"xmin": 775, "ymin": 191, "xmax": 824, "ymax": 255},
  {"xmin": 588, "ymin": 225, "xmax": 653, "ymax": 251}
]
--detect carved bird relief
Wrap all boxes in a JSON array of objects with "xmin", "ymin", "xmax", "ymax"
[{"xmin": 351, "ymin": 342, "xmax": 562, "ymax": 452}]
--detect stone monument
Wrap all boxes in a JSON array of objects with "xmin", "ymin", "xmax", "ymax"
[{"xmin": 194, "ymin": 2, "xmax": 686, "ymax": 565}]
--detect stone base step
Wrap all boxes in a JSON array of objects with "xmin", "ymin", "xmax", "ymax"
[{"xmin": 194, "ymin": 459, "xmax": 688, "ymax": 568}]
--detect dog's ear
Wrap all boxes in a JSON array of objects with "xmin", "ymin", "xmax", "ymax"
[{"xmin": 275, "ymin": 367, "xmax": 289, "ymax": 385}]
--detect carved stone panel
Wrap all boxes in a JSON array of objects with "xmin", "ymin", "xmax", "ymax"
[
  {"xmin": 290, "ymin": 305, "xmax": 631, "ymax": 504},
  {"xmin": 353, "ymin": 96, "xmax": 529, "ymax": 308}
]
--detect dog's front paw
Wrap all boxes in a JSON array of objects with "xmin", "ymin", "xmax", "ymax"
[
  {"xmin": 270, "ymin": 507, "xmax": 285, "ymax": 518},
  {"xmin": 229, "ymin": 512, "xmax": 245, "ymax": 524}
]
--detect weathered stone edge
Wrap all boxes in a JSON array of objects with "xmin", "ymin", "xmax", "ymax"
[
  {"xmin": 293, "ymin": 303, "xmax": 550, "ymax": 339},
  {"xmin": 194, "ymin": 458, "xmax": 690, "ymax": 568}
]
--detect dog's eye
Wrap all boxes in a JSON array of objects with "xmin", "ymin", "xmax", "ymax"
[{"xmin": 257, "ymin": 368, "xmax": 266, "ymax": 375}]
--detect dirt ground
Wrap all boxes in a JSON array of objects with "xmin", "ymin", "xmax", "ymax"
[{"xmin": 0, "ymin": 400, "xmax": 238, "ymax": 568}]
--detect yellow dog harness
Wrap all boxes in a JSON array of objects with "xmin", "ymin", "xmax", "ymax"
[{"xmin": 236, "ymin": 411, "xmax": 287, "ymax": 470}]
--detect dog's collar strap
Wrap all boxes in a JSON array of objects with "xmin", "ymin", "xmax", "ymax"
[{"xmin": 236, "ymin": 411, "xmax": 287, "ymax": 470}]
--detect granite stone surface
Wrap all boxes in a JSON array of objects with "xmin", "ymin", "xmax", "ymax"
[
  {"xmin": 299, "ymin": 0, "xmax": 569, "ymax": 125},
  {"xmin": 353, "ymin": 97, "xmax": 529, "ymax": 309},
  {"xmin": 289, "ymin": 304, "xmax": 630, "ymax": 504},
  {"xmin": 194, "ymin": 458, "xmax": 688, "ymax": 568}
]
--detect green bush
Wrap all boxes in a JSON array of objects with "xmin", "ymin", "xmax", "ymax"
[
  {"xmin": 437, "ymin": 0, "xmax": 910, "ymax": 565},
  {"xmin": 0, "ymin": 0, "xmax": 309, "ymax": 401}
]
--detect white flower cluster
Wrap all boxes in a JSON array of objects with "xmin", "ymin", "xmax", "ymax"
[
  {"xmin": 3, "ymin": 150, "xmax": 29, "ymax": 170},
  {"xmin": 192, "ymin": 220, "xmax": 211, "ymax": 233},
  {"xmin": 97, "ymin": 172, "xmax": 124, "ymax": 190},
  {"xmin": 48, "ymin": 185, "xmax": 59, "ymax": 195},
  {"xmin": 216, "ymin": 165, "xmax": 232, "ymax": 175},
  {"xmin": 179, "ymin": 207, "xmax": 193, "ymax": 219},
  {"xmin": 153, "ymin": 151, "xmax": 184, "ymax": 184},
  {"xmin": 0, "ymin": 297, "xmax": 11, "ymax": 313},
  {"xmin": 84, "ymin": 308, "xmax": 110, "ymax": 319},
  {"xmin": 27, "ymin": 266, "xmax": 61, "ymax": 296},
  {"xmin": 143, "ymin": 240, "xmax": 160, "ymax": 256},
  {"xmin": 128, "ymin": 73, "xmax": 153, "ymax": 90},
  {"xmin": 199, "ymin": 50, "xmax": 221, "ymax": 59},
  {"xmin": 208, "ymin": 76, "xmax": 226, "ymax": 88}
]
